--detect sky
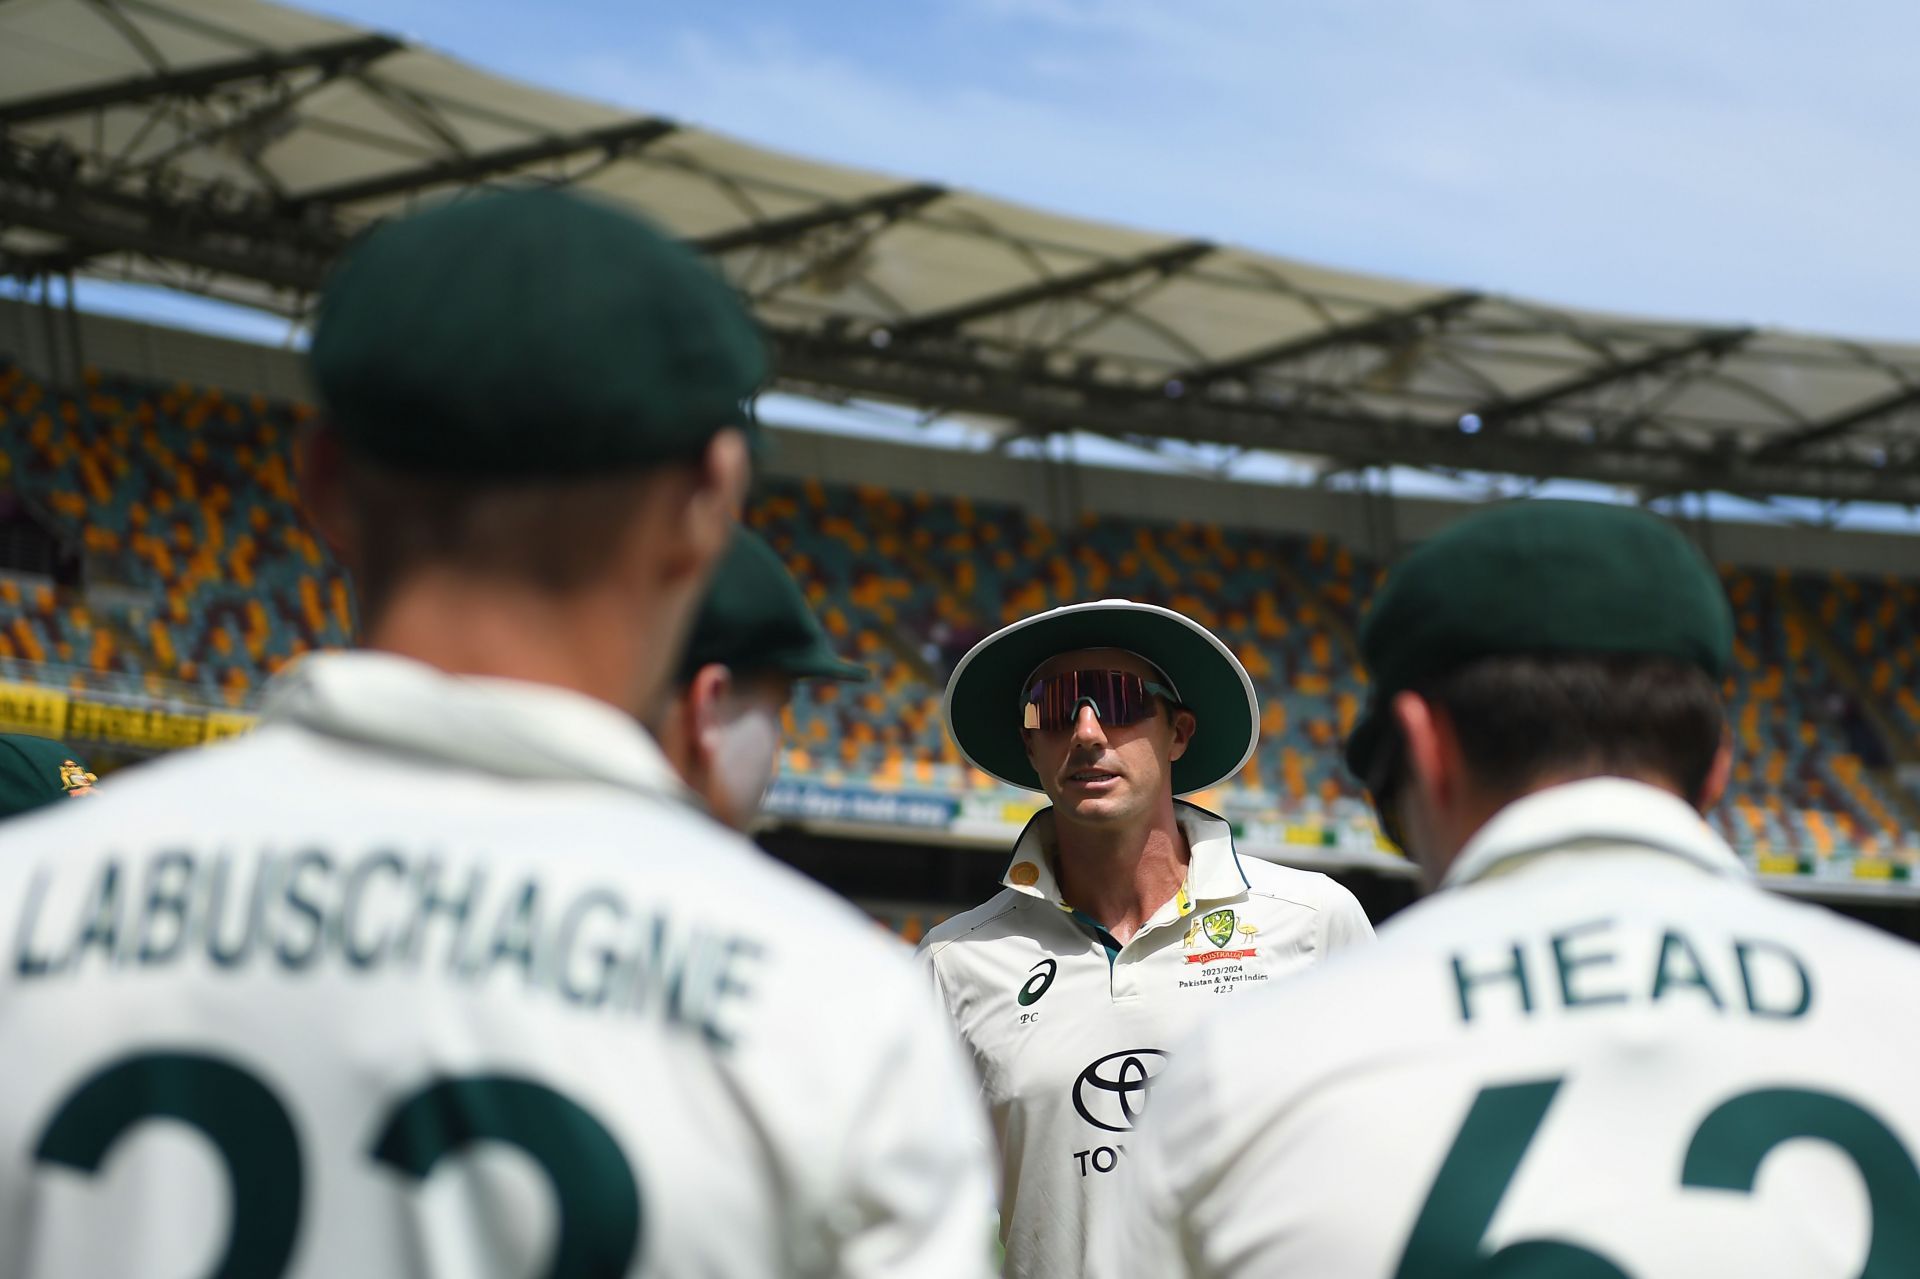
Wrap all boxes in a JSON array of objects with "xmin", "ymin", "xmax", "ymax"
[
  {"xmin": 320, "ymin": 0, "xmax": 1920, "ymax": 342},
  {"xmin": 30, "ymin": 0, "xmax": 1920, "ymax": 526}
]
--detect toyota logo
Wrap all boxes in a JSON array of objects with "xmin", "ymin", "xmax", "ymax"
[{"xmin": 1071, "ymin": 1049, "xmax": 1170, "ymax": 1133}]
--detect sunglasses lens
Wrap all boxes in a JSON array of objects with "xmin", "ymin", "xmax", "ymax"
[{"xmin": 1024, "ymin": 671, "xmax": 1152, "ymax": 730}]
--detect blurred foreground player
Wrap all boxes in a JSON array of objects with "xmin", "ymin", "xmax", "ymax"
[
  {"xmin": 0, "ymin": 735, "xmax": 94, "ymax": 817},
  {"xmin": 1100, "ymin": 502, "xmax": 1920, "ymax": 1278},
  {"xmin": 921, "ymin": 600, "xmax": 1371, "ymax": 1279},
  {"xmin": 652, "ymin": 528, "xmax": 864, "ymax": 830},
  {"xmin": 0, "ymin": 190, "xmax": 992, "ymax": 1278}
]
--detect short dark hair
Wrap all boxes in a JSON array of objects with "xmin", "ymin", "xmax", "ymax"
[
  {"xmin": 1372, "ymin": 652, "xmax": 1726, "ymax": 809},
  {"xmin": 336, "ymin": 447, "xmax": 670, "ymax": 624}
]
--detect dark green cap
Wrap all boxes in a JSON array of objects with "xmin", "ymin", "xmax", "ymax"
[
  {"xmin": 1345, "ymin": 500, "xmax": 1733, "ymax": 783},
  {"xmin": 0, "ymin": 734, "xmax": 93, "ymax": 819},
  {"xmin": 310, "ymin": 187, "xmax": 766, "ymax": 477},
  {"xmin": 678, "ymin": 529, "xmax": 866, "ymax": 684}
]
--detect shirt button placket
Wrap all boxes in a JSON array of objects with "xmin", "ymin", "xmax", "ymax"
[{"xmin": 1112, "ymin": 947, "xmax": 1136, "ymax": 1000}]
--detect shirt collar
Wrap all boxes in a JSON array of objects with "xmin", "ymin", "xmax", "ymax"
[
  {"xmin": 999, "ymin": 800, "xmax": 1249, "ymax": 914},
  {"xmin": 1443, "ymin": 776, "xmax": 1749, "ymax": 890},
  {"xmin": 259, "ymin": 651, "xmax": 693, "ymax": 804}
]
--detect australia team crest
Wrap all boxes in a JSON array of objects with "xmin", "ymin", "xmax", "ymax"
[{"xmin": 1183, "ymin": 908, "xmax": 1258, "ymax": 965}]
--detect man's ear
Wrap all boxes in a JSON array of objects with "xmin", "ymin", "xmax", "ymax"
[
  {"xmin": 295, "ymin": 422, "xmax": 356, "ymax": 559},
  {"xmin": 1698, "ymin": 729, "xmax": 1734, "ymax": 813},
  {"xmin": 688, "ymin": 663, "xmax": 734, "ymax": 762},
  {"xmin": 633, "ymin": 429, "xmax": 752, "ymax": 598},
  {"xmin": 1391, "ymin": 691, "xmax": 1457, "ymax": 816},
  {"xmin": 1167, "ymin": 707, "xmax": 1198, "ymax": 763},
  {"xmin": 686, "ymin": 429, "xmax": 751, "ymax": 571}
]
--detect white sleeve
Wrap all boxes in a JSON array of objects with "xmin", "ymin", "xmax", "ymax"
[
  {"xmin": 914, "ymin": 937, "xmax": 952, "ymax": 1009},
  {"xmin": 825, "ymin": 968, "xmax": 999, "ymax": 1279},
  {"xmin": 1321, "ymin": 882, "xmax": 1377, "ymax": 954}
]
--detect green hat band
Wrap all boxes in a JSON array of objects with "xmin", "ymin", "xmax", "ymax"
[{"xmin": 945, "ymin": 600, "xmax": 1258, "ymax": 795}]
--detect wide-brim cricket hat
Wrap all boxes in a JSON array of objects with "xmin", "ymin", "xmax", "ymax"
[{"xmin": 943, "ymin": 600, "xmax": 1259, "ymax": 795}]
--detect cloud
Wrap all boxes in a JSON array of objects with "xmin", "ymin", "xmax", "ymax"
[
  {"xmin": 286, "ymin": 0, "xmax": 1920, "ymax": 340},
  {"xmin": 569, "ymin": 0, "xmax": 1920, "ymax": 341}
]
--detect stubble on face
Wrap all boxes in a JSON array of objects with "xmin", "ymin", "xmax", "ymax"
[{"xmin": 1024, "ymin": 648, "xmax": 1177, "ymax": 830}]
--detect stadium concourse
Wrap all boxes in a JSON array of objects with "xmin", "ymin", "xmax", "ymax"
[{"xmin": 5, "ymin": 309, "xmax": 1920, "ymax": 942}]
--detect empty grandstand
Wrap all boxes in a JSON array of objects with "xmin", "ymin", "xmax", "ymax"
[
  {"xmin": 8, "ymin": 0, "xmax": 1920, "ymax": 935},
  {"xmin": 7, "ymin": 302, "xmax": 1920, "ymax": 933}
]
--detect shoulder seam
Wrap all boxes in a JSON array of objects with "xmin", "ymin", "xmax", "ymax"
[
  {"xmin": 1246, "ymin": 888, "xmax": 1325, "ymax": 913},
  {"xmin": 923, "ymin": 896, "xmax": 1022, "ymax": 959}
]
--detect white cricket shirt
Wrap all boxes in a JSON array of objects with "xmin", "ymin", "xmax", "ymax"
[
  {"xmin": 1098, "ymin": 777, "xmax": 1920, "ymax": 1278},
  {"xmin": 0, "ymin": 652, "xmax": 995, "ymax": 1278},
  {"xmin": 919, "ymin": 801, "xmax": 1374, "ymax": 1279}
]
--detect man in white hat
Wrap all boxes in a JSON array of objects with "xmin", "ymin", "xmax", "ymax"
[{"xmin": 918, "ymin": 599, "xmax": 1374, "ymax": 1279}]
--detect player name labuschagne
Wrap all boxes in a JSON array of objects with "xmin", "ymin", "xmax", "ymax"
[{"xmin": 12, "ymin": 848, "xmax": 764, "ymax": 1049}]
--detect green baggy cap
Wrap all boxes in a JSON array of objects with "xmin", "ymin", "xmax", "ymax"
[
  {"xmin": 678, "ymin": 529, "xmax": 866, "ymax": 684},
  {"xmin": 0, "ymin": 734, "xmax": 92, "ymax": 819},
  {"xmin": 944, "ymin": 600, "xmax": 1258, "ymax": 795},
  {"xmin": 310, "ymin": 187, "xmax": 766, "ymax": 478},
  {"xmin": 1345, "ymin": 500, "xmax": 1733, "ymax": 784}
]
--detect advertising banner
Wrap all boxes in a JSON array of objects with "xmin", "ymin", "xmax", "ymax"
[
  {"xmin": 0, "ymin": 679, "xmax": 257, "ymax": 751},
  {"xmin": 762, "ymin": 779, "xmax": 959, "ymax": 830}
]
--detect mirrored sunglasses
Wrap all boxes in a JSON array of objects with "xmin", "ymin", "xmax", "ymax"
[{"xmin": 1022, "ymin": 669, "xmax": 1181, "ymax": 732}]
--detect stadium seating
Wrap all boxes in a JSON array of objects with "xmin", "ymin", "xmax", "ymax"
[
  {"xmin": 748, "ymin": 478, "xmax": 1920, "ymax": 870},
  {"xmin": 1714, "ymin": 568, "xmax": 1898, "ymax": 864},
  {"xmin": 746, "ymin": 478, "xmax": 1375, "ymax": 820},
  {"xmin": 0, "ymin": 360, "xmax": 353, "ymax": 705},
  {"xmin": 3, "ymin": 353, "xmax": 1918, "ymax": 872}
]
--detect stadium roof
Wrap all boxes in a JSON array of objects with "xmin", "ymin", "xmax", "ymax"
[{"xmin": 7, "ymin": 0, "xmax": 1920, "ymax": 505}]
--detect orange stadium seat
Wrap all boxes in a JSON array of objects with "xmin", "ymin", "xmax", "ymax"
[{"xmin": 7, "ymin": 355, "xmax": 1920, "ymax": 869}]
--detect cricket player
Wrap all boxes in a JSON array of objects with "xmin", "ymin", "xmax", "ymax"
[
  {"xmin": 0, "ymin": 735, "xmax": 95, "ymax": 816},
  {"xmin": 0, "ymin": 190, "xmax": 992, "ymax": 1278},
  {"xmin": 1099, "ymin": 500, "xmax": 1920, "ymax": 1278},
  {"xmin": 651, "ymin": 527, "xmax": 864, "ymax": 829},
  {"xmin": 920, "ymin": 599, "xmax": 1373, "ymax": 1279}
]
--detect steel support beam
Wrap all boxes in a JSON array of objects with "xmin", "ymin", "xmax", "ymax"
[
  {"xmin": 694, "ymin": 182, "xmax": 946, "ymax": 255},
  {"xmin": 887, "ymin": 239, "xmax": 1212, "ymax": 339},
  {"xmin": 8, "ymin": 134, "xmax": 1913, "ymax": 506},
  {"xmin": 1477, "ymin": 326, "xmax": 1752, "ymax": 428},
  {"xmin": 1750, "ymin": 383, "xmax": 1920, "ymax": 462},
  {"xmin": 0, "ymin": 35, "xmax": 404, "ymax": 126},
  {"xmin": 288, "ymin": 118, "xmax": 680, "ymax": 208},
  {"xmin": 0, "ymin": 144, "xmax": 337, "ymax": 292},
  {"xmin": 767, "ymin": 329, "xmax": 1920, "ymax": 505},
  {"xmin": 1176, "ymin": 290, "xmax": 1481, "ymax": 387},
  {"xmin": 0, "ymin": 247, "xmax": 99, "ymax": 280}
]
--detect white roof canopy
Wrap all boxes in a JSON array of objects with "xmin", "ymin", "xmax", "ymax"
[{"xmin": 6, "ymin": 0, "xmax": 1920, "ymax": 502}]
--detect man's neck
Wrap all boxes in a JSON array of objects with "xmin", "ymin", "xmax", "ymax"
[
  {"xmin": 1052, "ymin": 805, "xmax": 1191, "ymax": 945},
  {"xmin": 365, "ymin": 570, "xmax": 675, "ymax": 717},
  {"xmin": 1424, "ymin": 769, "xmax": 1697, "ymax": 885}
]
